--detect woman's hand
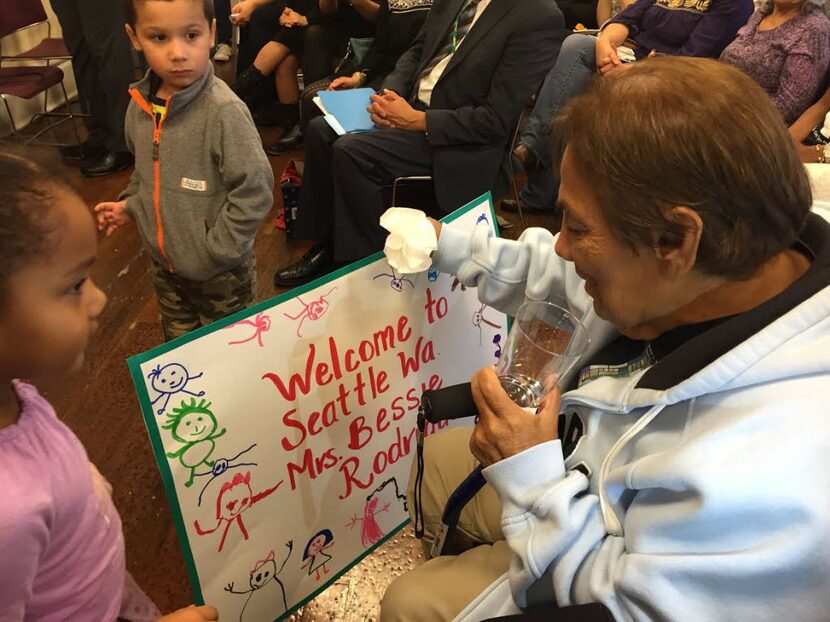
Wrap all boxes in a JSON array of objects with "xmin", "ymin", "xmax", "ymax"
[
  {"xmin": 595, "ymin": 23, "xmax": 629, "ymax": 73},
  {"xmin": 602, "ymin": 61, "xmax": 634, "ymax": 77},
  {"xmin": 469, "ymin": 367, "xmax": 561, "ymax": 467},
  {"xmin": 279, "ymin": 7, "xmax": 308, "ymax": 27},
  {"xmin": 230, "ymin": 0, "xmax": 256, "ymax": 25},
  {"xmin": 329, "ymin": 73, "xmax": 363, "ymax": 90},
  {"xmin": 595, "ymin": 36, "xmax": 621, "ymax": 74},
  {"xmin": 158, "ymin": 605, "xmax": 219, "ymax": 622}
]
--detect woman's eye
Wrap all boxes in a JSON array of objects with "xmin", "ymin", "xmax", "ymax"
[{"xmin": 67, "ymin": 278, "xmax": 87, "ymax": 295}]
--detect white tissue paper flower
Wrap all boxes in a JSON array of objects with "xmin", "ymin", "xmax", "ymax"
[{"xmin": 379, "ymin": 207, "xmax": 438, "ymax": 274}]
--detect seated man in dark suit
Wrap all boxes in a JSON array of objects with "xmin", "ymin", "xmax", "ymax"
[{"xmin": 273, "ymin": 0, "xmax": 565, "ymax": 287}]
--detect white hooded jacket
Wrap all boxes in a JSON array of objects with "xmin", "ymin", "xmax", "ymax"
[{"xmin": 430, "ymin": 205, "xmax": 830, "ymax": 622}]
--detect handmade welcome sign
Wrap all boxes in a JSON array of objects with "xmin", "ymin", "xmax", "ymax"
[{"xmin": 128, "ymin": 195, "xmax": 505, "ymax": 621}]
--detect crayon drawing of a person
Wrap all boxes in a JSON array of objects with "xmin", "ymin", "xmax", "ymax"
[
  {"xmin": 301, "ymin": 529, "xmax": 334, "ymax": 580},
  {"xmin": 194, "ymin": 471, "xmax": 282, "ymax": 552}
]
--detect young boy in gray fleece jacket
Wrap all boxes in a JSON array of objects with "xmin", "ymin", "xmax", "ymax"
[{"xmin": 95, "ymin": 0, "xmax": 274, "ymax": 342}]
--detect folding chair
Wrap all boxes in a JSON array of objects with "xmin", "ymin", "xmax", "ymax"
[
  {"xmin": 0, "ymin": 0, "xmax": 71, "ymax": 62},
  {"xmin": 0, "ymin": 0, "xmax": 82, "ymax": 146}
]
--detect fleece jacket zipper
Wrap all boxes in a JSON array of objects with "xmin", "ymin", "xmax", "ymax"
[{"xmin": 128, "ymin": 88, "xmax": 173, "ymax": 273}]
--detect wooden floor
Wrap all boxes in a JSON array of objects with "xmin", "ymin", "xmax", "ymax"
[{"xmin": 5, "ymin": 59, "xmax": 560, "ymax": 619}]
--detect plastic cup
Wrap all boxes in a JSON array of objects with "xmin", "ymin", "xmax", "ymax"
[{"xmin": 495, "ymin": 300, "xmax": 590, "ymax": 407}]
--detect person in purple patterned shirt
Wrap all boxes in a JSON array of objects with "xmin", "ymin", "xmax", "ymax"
[
  {"xmin": 501, "ymin": 0, "xmax": 754, "ymax": 220},
  {"xmin": 720, "ymin": 0, "xmax": 830, "ymax": 125}
]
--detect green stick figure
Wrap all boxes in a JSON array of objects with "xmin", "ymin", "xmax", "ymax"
[{"xmin": 164, "ymin": 398, "xmax": 227, "ymax": 487}]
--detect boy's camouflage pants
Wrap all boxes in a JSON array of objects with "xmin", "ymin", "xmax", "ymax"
[{"xmin": 151, "ymin": 258, "xmax": 256, "ymax": 342}]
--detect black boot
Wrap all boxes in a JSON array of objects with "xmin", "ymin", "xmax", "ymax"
[
  {"xmin": 266, "ymin": 123, "xmax": 303, "ymax": 155},
  {"xmin": 231, "ymin": 65, "xmax": 271, "ymax": 109},
  {"xmin": 252, "ymin": 102, "xmax": 299, "ymax": 128}
]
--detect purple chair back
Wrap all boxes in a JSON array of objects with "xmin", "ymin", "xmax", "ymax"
[{"xmin": 0, "ymin": 0, "xmax": 49, "ymax": 41}]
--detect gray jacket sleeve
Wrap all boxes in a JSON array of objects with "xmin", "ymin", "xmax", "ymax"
[
  {"xmin": 206, "ymin": 100, "xmax": 275, "ymax": 267},
  {"xmin": 118, "ymin": 104, "xmax": 140, "ymax": 216}
]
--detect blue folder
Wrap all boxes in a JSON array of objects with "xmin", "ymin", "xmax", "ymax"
[{"xmin": 317, "ymin": 88, "xmax": 377, "ymax": 135}]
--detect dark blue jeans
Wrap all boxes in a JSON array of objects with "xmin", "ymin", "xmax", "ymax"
[{"xmin": 519, "ymin": 33, "xmax": 597, "ymax": 209}]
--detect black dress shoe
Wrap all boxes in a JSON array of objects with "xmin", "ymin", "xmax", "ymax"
[
  {"xmin": 266, "ymin": 124, "xmax": 303, "ymax": 156},
  {"xmin": 273, "ymin": 242, "xmax": 334, "ymax": 288},
  {"xmin": 59, "ymin": 140, "xmax": 105, "ymax": 160},
  {"xmin": 81, "ymin": 151, "xmax": 134, "ymax": 177}
]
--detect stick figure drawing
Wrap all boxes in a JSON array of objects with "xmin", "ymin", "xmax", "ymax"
[
  {"xmin": 194, "ymin": 471, "xmax": 282, "ymax": 552},
  {"xmin": 226, "ymin": 313, "xmax": 272, "ymax": 347},
  {"xmin": 373, "ymin": 267, "xmax": 413, "ymax": 292},
  {"xmin": 225, "ymin": 541, "xmax": 294, "ymax": 620},
  {"xmin": 283, "ymin": 287, "xmax": 337, "ymax": 337},
  {"xmin": 193, "ymin": 443, "xmax": 258, "ymax": 506},
  {"xmin": 147, "ymin": 362, "xmax": 204, "ymax": 415},
  {"xmin": 347, "ymin": 498, "xmax": 390, "ymax": 547},
  {"xmin": 163, "ymin": 399, "xmax": 227, "ymax": 487},
  {"xmin": 347, "ymin": 476, "xmax": 408, "ymax": 547},
  {"xmin": 472, "ymin": 303, "xmax": 502, "ymax": 346},
  {"xmin": 493, "ymin": 333, "xmax": 503, "ymax": 359},
  {"xmin": 300, "ymin": 529, "xmax": 335, "ymax": 580},
  {"xmin": 371, "ymin": 477, "xmax": 408, "ymax": 511}
]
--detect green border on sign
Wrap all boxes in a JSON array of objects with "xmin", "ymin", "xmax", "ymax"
[{"xmin": 126, "ymin": 193, "xmax": 497, "ymax": 613}]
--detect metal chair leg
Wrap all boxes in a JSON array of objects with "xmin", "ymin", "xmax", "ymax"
[
  {"xmin": 1, "ymin": 95, "xmax": 19, "ymax": 138},
  {"xmin": 60, "ymin": 81, "xmax": 83, "ymax": 146},
  {"xmin": 41, "ymin": 84, "xmax": 58, "ymax": 142}
]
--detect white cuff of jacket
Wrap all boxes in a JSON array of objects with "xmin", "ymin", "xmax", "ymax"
[{"xmin": 483, "ymin": 439, "xmax": 566, "ymax": 507}]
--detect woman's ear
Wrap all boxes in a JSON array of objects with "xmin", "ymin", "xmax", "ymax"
[{"xmin": 654, "ymin": 206, "xmax": 703, "ymax": 279}]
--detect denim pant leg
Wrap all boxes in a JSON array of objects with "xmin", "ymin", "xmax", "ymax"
[{"xmin": 519, "ymin": 33, "xmax": 597, "ymax": 209}]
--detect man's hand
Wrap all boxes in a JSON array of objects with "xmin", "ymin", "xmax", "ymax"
[
  {"xmin": 329, "ymin": 73, "xmax": 363, "ymax": 90},
  {"xmin": 230, "ymin": 0, "xmax": 257, "ymax": 25},
  {"xmin": 469, "ymin": 367, "xmax": 561, "ymax": 467},
  {"xmin": 368, "ymin": 89, "xmax": 426, "ymax": 131},
  {"xmin": 157, "ymin": 605, "xmax": 219, "ymax": 622},
  {"xmin": 93, "ymin": 200, "xmax": 130, "ymax": 237}
]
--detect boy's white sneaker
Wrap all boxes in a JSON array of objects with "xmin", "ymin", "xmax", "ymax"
[{"xmin": 213, "ymin": 43, "xmax": 232, "ymax": 62}]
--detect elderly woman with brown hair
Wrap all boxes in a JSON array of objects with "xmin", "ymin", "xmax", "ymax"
[
  {"xmin": 720, "ymin": 0, "xmax": 830, "ymax": 125},
  {"xmin": 379, "ymin": 57, "xmax": 830, "ymax": 622}
]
